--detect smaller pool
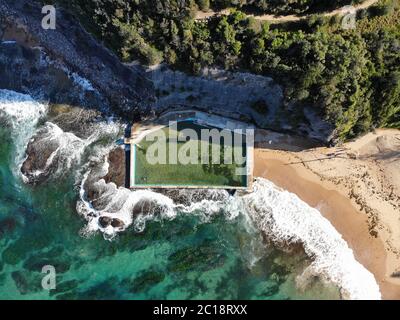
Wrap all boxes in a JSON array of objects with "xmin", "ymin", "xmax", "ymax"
[{"xmin": 130, "ymin": 121, "xmax": 250, "ymax": 189}]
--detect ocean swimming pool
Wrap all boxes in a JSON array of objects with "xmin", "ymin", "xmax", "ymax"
[{"xmin": 130, "ymin": 120, "xmax": 251, "ymax": 189}]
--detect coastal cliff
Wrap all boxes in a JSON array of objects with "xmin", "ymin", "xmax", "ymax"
[{"xmin": 0, "ymin": 0, "xmax": 155, "ymax": 120}]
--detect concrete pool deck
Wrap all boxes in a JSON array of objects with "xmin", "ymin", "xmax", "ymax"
[{"xmin": 125, "ymin": 110, "xmax": 254, "ymax": 191}]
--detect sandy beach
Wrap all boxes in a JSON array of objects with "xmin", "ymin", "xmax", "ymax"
[{"xmin": 254, "ymin": 129, "xmax": 400, "ymax": 299}]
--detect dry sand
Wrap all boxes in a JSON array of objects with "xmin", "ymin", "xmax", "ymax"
[{"xmin": 254, "ymin": 129, "xmax": 400, "ymax": 299}]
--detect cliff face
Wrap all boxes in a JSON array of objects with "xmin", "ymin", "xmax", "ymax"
[{"xmin": 0, "ymin": 0, "xmax": 155, "ymax": 120}]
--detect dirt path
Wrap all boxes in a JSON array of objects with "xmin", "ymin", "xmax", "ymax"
[{"xmin": 195, "ymin": 0, "xmax": 379, "ymax": 22}]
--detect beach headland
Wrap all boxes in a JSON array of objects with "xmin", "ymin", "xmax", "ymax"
[{"xmin": 254, "ymin": 129, "xmax": 400, "ymax": 299}]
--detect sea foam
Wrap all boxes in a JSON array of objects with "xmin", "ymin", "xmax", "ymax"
[
  {"xmin": 77, "ymin": 153, "xmax": 236, "ymax": 240},
  {"xmin": 0, "ymin": 90, "xmax": 122, "ymax": 181},
  {"xmin": 240, "ymin": 178, "xmax": 382, "ymax": 300},
  {"xmin": 0, "ymin": 89, "xmax": 47, "ymax": 164}
]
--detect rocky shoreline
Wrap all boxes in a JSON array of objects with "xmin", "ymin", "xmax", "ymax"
[{"xmin": 0, "ymin": 0, "xmax": 155, "ymax": 120}]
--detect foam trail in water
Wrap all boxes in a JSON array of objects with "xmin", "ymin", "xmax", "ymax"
[
  {"xmin": 0, "ymin": 89, "xmax": 47, "ymax": 165},
  {"xmin": 20, "ymin": 122, "xmax": 89, "ymax": 183},
  {"xmin": 33, "ymin": 120, "xmax": 122, "ymax": 180},
  {"xmin": 0, "ymin": 90, "xmax": 124, "ymax": 183},
  {"xmin": 78, "ymin": 185, "xmax": 237, "ymax": 240},
  {"xmin": 239, "ymin": 178, "xmax": 382, "ymax": 300},
  {"xmin": 77, "ymin": 164, "xmax": 176, "ymax": 240}
]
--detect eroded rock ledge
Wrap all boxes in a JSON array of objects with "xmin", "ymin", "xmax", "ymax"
[{"xmin": 0, "ymin": 0, "xmax": 155, "ymax": 119}]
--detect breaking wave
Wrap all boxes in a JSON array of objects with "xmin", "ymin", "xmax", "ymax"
[
  {"xmin": 0, "ymin": 89, "xmax": 47, "ymax": 165},
  {"xmin": 21, "ymin": 122, "xmax": 87, "ymax": 183},
  {"xmin": 36, "ymin": 120, "xmax": 122, "ymax": 181},
  {"xmin": 239, "ymin": 178, "xmax": 382, "ymax": 300},
  {"xmin": 0, "ymin": 89, "xmax": 124, "ymax": 183},
  {"xmin": 77, "ymin": 152, "xmax": 237, "ymax": 240}
]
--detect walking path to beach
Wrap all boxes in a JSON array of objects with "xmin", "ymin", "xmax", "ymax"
[
  {"xmin": 254, "ymin": 128, "xmax": 400, "ymax": 299},
  {"xmin": 195, "ymin": 0, "xmax": 379, "ymax": 22}
]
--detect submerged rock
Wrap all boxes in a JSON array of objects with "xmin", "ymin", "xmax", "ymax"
[
  {"xmin": 11, "ymin": 270, "xmax": 42, "ymax": 295},
  {"xmin": 50, "ymin": 280, "xmax": 79, "ymax": 297},
  {"xmin": 23, "ymin": 254, "xmax": 71, "ymax": 274},
  {"xmin": 0, "ymin": 217, "xmax": 17, "ymax": 238},
  {"xmin": 128, "ymin": 270, "xmax": 165, "ymax": 293},
  {"xmin": 168, "ymin": 241, "xmax": 226, "ymax": 273},
  {"xmin": 75, "ymin": 277, "xmax": 119, "ymax": 300}
]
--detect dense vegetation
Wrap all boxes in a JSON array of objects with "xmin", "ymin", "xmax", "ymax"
[{"xmin": 49, "ymin": 0, "xmax": 400, "ymax": 140}]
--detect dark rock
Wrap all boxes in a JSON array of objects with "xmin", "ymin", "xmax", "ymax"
[
  {"xmin": 20, "ymin": 115, "xmax": 98, "ymax": 185},
  {"xmin": 86, "ymin": 188, "xmax": 101, "ymax": 204},
  {"xmin": 11, "ymin": 270, "xmax": 42, "ymax": 295},
  {"xmin": 0, "ymin": 217, "xmax": 17, "ymax": 238},
  {"xmin": 110, "ymin": 218, "xmax": 124, "ymax": 229},
  {"xmin": 98, "ymin": 216, "xmax": 112, "ymax": 228},
  {"xmin": 128, "ymin": 270, "xmax": 165, "ymax": 293},
  {"xmin": 102, "ymin": 147, "xmax": 126, "ymax": 188},
  {"xmin": 21, "ymin": 135, "xmax": 59, "ymax": 185},
  {"xmin": 80, "ymin": 158, "xmax": 120, "ymax": 209},
  {"xmin": 132, "ymin": 199, "xmax": 156, "ymax": 216},
  {"xmin": 47, "ymin": 104, "xmax": 103, "ymax": 139},
  {"xmin": 19, "ymin": 122, "xmax": 74, "ymax": 185}
]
